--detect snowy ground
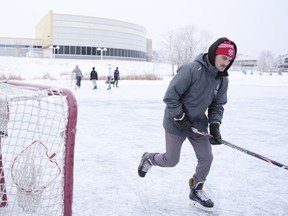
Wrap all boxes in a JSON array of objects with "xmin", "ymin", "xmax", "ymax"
[
  {"xmin": 70, "ymin": 73, "xmax": 288, "ymax": 216},
  {"xmin": 1, "ymin": 57, "xmax": 288, "ymax": 215}
]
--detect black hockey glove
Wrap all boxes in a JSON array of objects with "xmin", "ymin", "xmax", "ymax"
[
  {"xmin": 174, "ymin": 113, "xmax": 192, "ymax": 133},
  {"xmin": 209, "ymin": 123, "xmax": 223, "ymax": 145}
]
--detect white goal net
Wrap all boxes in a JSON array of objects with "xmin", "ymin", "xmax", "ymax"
[{"xmin": 0, "ymin": 81, "xmax": 77, "ymax": 216}]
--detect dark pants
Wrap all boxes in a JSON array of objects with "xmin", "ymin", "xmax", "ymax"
[
  {"xmin": 76, "ymin": 77, "xmax": 82, "ymax": 87},
  {"xmin": 113, "ymin": 77, "xmax": 118, "ymax": 87}
]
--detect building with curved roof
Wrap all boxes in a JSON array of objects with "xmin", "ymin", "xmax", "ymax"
[{"xmin": 0, "ymin": 10, "xmax": 152, "ymax": 61}]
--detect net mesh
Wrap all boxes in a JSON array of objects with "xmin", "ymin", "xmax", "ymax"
[
  {"xmin": 11, "ymin": 141, "xmax": 61, "ymax": 213},
  {"xmin": 0, "ymin": 82, "xmax": 70, "ymax": 216}
]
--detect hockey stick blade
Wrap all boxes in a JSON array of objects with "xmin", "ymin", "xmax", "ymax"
[{"xmin": 191, "ymin": 127, "xmax": 288, "ymax": 170}]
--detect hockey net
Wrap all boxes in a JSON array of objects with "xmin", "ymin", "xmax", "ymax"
[{"xmin": 0, "ymin": 81, "xmax": 77, "ymax": 216}]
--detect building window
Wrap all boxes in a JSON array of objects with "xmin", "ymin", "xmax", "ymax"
[
  {"xmin": 76, "ymin": 46, "xmax": 80, "ymax": 55},
  {"xmin": 58, "ymin": 46, "xmax": 63, "ymax": 54},
  {"xmin": 81, "ymin": 47, "xmax": 86, "ymax": 55},
  {"xmin": 92, "ymin": 47, "xmax": 96, "ymax": 55},
  {"xmin": 64, "ymin": 46, "xmax": 69, "ymax": 54},
  {"xmin": 87, "ymin": 47, "xmax": 91, "ymax": 55},
  {"xmin": 71, "ymin": 46, "xmax": 75, "ymax": 55},
  {"xmin": 0, "ymin": 41, "xmax": 146, "ymax": 59}
]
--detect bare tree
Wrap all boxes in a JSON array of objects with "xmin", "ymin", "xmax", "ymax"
[
  {"xmin": 159, "ymin": 25, "xmax": 212, "ymax": 75},
  {"xmin": 158, "ymin": 29, "xmax": 177, "ymax": 75},
  {"xmin": 257, "ymin": 50, "xmax": 276, "ymax": 74}
]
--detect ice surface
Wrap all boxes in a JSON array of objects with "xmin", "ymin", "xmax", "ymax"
[{"xmin": 1, "ymin": 56, "xmax": 287, "ymax": 215}]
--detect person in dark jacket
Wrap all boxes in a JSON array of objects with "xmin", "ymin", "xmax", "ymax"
[
  {"xmin": 113, "ymin": 67, "xmax": 120, "ymax": 87},
  {"xmin": 138, "ymin": 37, "xmax": 237, "ymax": 212},
  {"xmin": 90, "ymin": 67, "xmax": 98, "ymax": 89}
]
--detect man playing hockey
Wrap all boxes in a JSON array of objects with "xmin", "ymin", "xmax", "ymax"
[{"xmin": 138, "ymin": 37, "xmax": 237, "ymax": 212}]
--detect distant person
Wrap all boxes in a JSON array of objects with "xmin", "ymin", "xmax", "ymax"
[
  {"xmin": 107, "ymin": 64, "xmax": 113, "ymax": 90},
  {"xmin": 137, "ymin": 37, "xmax": 237, "ymax": 212},
  {"xmin": 90, "ymin": 67, "xmax": 98, "ymax": 89},
  {"xmin": 72, "ymin": 65, "xmax": 83, "ymax": 89},
  {"xmin": 113, "ymin": 67, "xmax": 120, "ymax": 88}
]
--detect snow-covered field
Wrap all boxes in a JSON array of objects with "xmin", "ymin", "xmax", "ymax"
[
  {"xmin": 0, "ymin": 56, "xmax": 171, "ymax": 80},
  {"xmin": 1, "ymin": 56, "xmax": 288, "ymax": 215}
]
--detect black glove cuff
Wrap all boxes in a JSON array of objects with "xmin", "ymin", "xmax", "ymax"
[{"xmin": 210, "ymin": 122, "xmax": 220, "ymax": 129}]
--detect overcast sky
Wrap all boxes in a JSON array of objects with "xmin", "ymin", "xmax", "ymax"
[{"xmin": 2, "ymin": 0, "xmax": 287, "ymax": 58}]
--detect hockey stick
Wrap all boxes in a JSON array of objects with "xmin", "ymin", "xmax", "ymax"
[{"xmin": 191, "ymin": 127, "xmax": 288, "ymax": 170}]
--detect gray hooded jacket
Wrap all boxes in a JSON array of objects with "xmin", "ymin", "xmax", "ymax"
[{"xmin": 162, "ymin": 37, "xmax": 237, "ymax": 137}]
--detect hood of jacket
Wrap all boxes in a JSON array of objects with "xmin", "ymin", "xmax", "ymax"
[
  {"xmin": 207, "ymin": 37, "xmax": 237, "ymax": 77},
  {"xmin": 194, "ymin": 53, "xmax": 219, "ymax": 79}
]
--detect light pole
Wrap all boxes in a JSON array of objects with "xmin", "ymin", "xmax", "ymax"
[
  {"xmin": 97, "ymin": 47, "xmax": 107, "ymax": 74},
  {"xmin": 50, "ymin": 45, "xmax": 60, "ymax": 58},
  {"xmin": 30, "ymin": 42, "xmax": 34, "ymax": 57}
]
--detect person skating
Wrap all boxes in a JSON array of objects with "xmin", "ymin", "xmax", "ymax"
[
  {"xmin": 90, "ymin": 67, "xmax": 98, "ymax": 89},
  {"xmin": 107, "ymin": 64, "xmax": 113, "ymax": 90},
  {"xmin": 72, "ymin": 65, "xmax": 83, "ymax": 89},
  {"xmin": 113, "ymin": 67, "xmax": 120, "ymax": 87},
  {"xmin": 138, "ymin": 37, "xmax": 237, "ymax": 212}
]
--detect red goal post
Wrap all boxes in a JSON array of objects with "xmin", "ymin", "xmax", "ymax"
[{"xmin": 0, "ymin": 81, "xmax": 77, "ymax": 216}]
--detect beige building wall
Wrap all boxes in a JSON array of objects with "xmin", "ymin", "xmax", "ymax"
[{"xmin": 35, "ymin": 10, "xmax": 53, "ymax": 48}]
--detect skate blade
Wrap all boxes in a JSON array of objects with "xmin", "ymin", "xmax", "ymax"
[{"xmin": 190, "ymin": 200, "xmax": 214, "ymax": 212}]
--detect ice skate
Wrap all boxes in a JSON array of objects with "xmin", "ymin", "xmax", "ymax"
[
  {"xmin": 138, "ymin": 152, "xmax": 156, "ymax": 177},
  {"xmin": 189, "ymin": 178, "xmax": 214, "ymax": 212}
]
